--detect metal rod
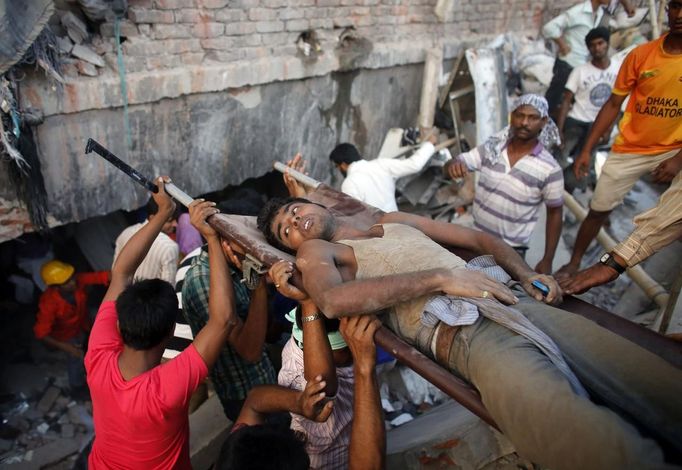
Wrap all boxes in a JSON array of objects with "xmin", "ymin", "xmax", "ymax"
[
  {"xmin": 85, "ymin": 138, "xmax": 194, "ymax": 207},
  {"xmin": 273, "ymin": 161, "xmax": 321, "ymax": 188},
  {"xmin": 374, "ymin": 327, "xmax": 499, "ymax": 430}
]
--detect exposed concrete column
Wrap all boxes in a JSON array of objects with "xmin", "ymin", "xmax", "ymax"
[{"xmin": 418, "ymin": 47, "xmax": 443, "ymax": 130}]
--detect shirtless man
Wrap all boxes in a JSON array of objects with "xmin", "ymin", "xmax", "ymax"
[{"xmin": 257, "ymin": 197, "xmax": 682, "ymax": 469}]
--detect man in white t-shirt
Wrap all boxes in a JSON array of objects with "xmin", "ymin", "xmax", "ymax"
[
  {"xmin": 329, "ymin": 135, "xmax": 436, "ymax": 213},
  {"xmin": 113, "ymin": 197, "xmax": 179, "ymax": 284},
  {"xmin": 556, "ymin": 26, "xmax": 621, "ymax": 192}
]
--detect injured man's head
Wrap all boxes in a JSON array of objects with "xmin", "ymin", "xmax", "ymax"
[{"xmin": 257, "ymin": 197, "xmax": 338, "ymax": 252}]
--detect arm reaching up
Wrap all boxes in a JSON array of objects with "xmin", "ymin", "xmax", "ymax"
[
  {"xmin": 340, "ymin": 315, "xmax": 385, "ymax": 470},
  {"xmin": 187, "ymin": 199, "xmax": 239, "ymax": 369},
  {"xmin": 104, "ymin": 177, "xmax": 176, "ymax": 302}
]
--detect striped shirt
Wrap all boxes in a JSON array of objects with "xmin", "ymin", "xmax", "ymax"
[
  {"xmin": 163, "ymin": 247, "xmax": 202, "ymax": 361},
  {"xmin": 113, "ymin": 222, "xmax": 179, "ymax": 284},
  {"xmin": 182, "ymin": 250, "xmax": 276, "ymax": 405},
  {"xmin": 278, "ymin": 338, "xmax": 354, "ymax": 470},
  {"xmin": 457, "ymin": 141, "xmax": 563, "ymax": 247}
]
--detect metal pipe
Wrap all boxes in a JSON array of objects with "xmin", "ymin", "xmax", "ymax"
[
  {"xmin": 562, "ymin": 191, "xmax": 670, "ymax": 308},
  {"xmin": 649, "ymin": 0, "xmax": 661, "ymax": 38},
  {"xmin": 374, "ymin": 327, "xmax": 499, "ymax": 430},
  {"xmin": 273, "ymin": 161, "xmax": 321, "ymax": 189}
]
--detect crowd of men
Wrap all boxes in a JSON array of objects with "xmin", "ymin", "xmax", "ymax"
[{"xmin": 29, "ymin": 0, "xmax": 681, "ymax": 468}]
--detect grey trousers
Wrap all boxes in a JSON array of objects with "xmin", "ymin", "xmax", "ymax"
[{"xmin": 445, "ymin": 298, "xmax": 680, "ymax": 469}]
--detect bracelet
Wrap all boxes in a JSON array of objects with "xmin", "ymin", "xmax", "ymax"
[{"xmin": 301, "ymin": 312, "xmax": 322, "ymax": 323}]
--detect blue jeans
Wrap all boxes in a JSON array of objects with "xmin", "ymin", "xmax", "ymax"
[
  {"xmin": 67, "ymin": 334, "xmax": 86, "ymax": 390},
  {"xmin": 445, "ymin": 294, "xmax": 679, "ymax": 469}
]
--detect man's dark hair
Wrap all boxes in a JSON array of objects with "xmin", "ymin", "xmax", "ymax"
[
  {"xmin": 256, "ymin": 197, "xmax": 311, "ymax": 253},
  {"xmin": 116, "ymin": 279, "xmax": 177, "ymax": 350},
  {"xmin": 329, "ymin": 143, "xmax": 363, "ymax": 165},
  {"xmin": 216, "ymin": 424, "xmax": 309, "ymax": 470},
  {"xmin": 585, "ymin": 26, "xmax": 610, "ymax": 46},
  {"xmin": 145, "ymin": 198, "xmax": 180, "ymax": 220}
]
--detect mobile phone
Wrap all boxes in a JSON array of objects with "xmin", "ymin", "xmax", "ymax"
[{"xmin": 531, "ymin": 280, "xmax": 550, "ymax": 297}]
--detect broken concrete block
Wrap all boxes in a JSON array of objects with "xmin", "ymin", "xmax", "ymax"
[
  {"xmin": 0, "ymin": 438, "xmax": 13, "ymax": 452},
  {"xmin": 72, "ymin": 44, "xmax": 106, "ymax": 67},
  {"xmin": 36, "ymin": 422, "xmax": 50, "ymax": 434},
  {"xmin": 67, "ymin": 404, "xmax": 93, "ymax": 430},
  {"xmin": 61, "ymin": 11, "xmax": 89, "ymax": 44},
  {"xmin": 24, "ymin": 408, "xmax": 44, "ymax": 422},
  {"xmin": 54, "ymin": 396, "xmax": 70, "ymax": 412},
  {"xmin": 8, "ymin": 438, "xmax": 79, "ymax": 470},
  {"xmin": 56, "ymin": 36, "xmax": 73, "ymax": 54},
  {"xmin": 37, "ymin": 387, "xmax": 61, "ymax": 413},
  {"xmin": 76, "ymin": 60, "xmax": 98, "ymax": 77},
  {"xmin": 61, "ymin": 424, "xmax": 75, "ymax": 439}
]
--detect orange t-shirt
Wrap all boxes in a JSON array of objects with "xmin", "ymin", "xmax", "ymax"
[{"xmin": 611, "ymin": 35, "xmax": 682, "ymax": 155}]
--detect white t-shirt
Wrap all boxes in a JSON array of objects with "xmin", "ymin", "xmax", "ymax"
[
  {"xmin": 341, "ymin": 142, "xmax": 435, "ymax": 212},
  {"xmin": 565, "ymin": 59, "xmax": 621, "ymax": 123}
]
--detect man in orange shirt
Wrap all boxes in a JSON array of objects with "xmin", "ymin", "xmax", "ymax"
[
  {"xmin": 34, "ymin": 260, "xmax": 109, "ymax": 395},
  {"xmin": 556, "ymin": 0, "xmax": 682, "ymax": 281}
]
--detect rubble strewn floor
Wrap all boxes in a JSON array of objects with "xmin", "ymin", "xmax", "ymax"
[{"xmin": 0, "ymin": 337, "xmax": 93, "ymax": 468}]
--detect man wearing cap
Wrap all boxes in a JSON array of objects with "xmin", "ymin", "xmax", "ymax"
[
  {"xmin": 443, "ymin": 94, "xmax": 564, "ymax": 273},
  {"xmin": 34, "ymin": 261, "xmax": 109, "ymax": 395}
]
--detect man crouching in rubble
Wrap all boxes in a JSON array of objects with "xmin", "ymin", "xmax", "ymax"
[
  {"xmin": 85, "ymin": 178, "xmax": 237, "ymax": 469},
  {"xmin": 257, "ymin": 195, "xmax": 682, "ymax": 469}
]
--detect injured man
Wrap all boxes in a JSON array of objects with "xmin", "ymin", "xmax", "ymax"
[{"xmin": 256, "ymin": 195, "xmax": 682, "ymax": 469}]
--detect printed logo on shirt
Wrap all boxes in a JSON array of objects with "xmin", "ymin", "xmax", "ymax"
[
  {"xmin": 635, "ymin": 97, "xmax": 682, "ymax": 119},
  {"xmin": 638, "ymin": 69, "xmax": 659, "ymax": 81},
  {"xmin": 589, "ymin": 83, "xmax": 612, "ymax": 108}
]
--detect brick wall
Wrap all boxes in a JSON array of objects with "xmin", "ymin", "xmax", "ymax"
[{"xmin": 95, "ymin": 0, "xmax": 574, "ymax": 74}]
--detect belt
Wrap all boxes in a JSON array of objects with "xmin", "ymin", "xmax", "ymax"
[{"xmin": 433, "ymin": 322, "xmax": 461, "ymax": 368}]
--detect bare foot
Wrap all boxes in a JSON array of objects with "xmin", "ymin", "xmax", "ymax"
[
  {"xmin": 560, "ymin": 263, "xmax": 620, "ymax": 295},
  {"xmin": 553, "ymin": 262, "xmax": 580, "ymax": 281}
]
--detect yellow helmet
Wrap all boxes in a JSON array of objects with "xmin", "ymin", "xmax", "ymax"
[{"xmin": 41, "ymin": 260, "xmax": 75, "ymax": 286}]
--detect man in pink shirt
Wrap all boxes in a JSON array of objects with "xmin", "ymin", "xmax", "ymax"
[{"xmin": 86, "ymin": 178, "xmax": 235, "ymax": 469}]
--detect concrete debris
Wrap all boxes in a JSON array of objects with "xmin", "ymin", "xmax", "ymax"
[
  {"xmin": 72, "ymin": 44, "xmax": 106, "ymax": 67},
  {"xmin": 61, "ymin": 11, "xmax": 89, "ymax": 45},
  {"xmin": 76, "ymin": 60, "xmax": 98, "ymax": 77},
  {"xmin": 389, "ymin": 413, "xmax": 414, "ymax": 427},
  {"xmin": 36, "ymin": 423, "xmax": 49, "ymax": 434},
  {"xmin": 56, "ymin": 36, "xmax": 73, "ymax": 54},
  {"xmin": 0, "ymin": 439, "xmax": 13, "ymax": 452},
  {"xmin": 61, "ymin": 423, "xmax": 75, "ymax": 439},
  {"xmin": 37, "ymin": 386, "xmax": 60, "ymax": 413}
]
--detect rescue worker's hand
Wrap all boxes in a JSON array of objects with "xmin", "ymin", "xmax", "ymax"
[
  {"xmin": 651, "ymin": 152, "xmax": 682, "ymax": 184},
  {"xmin": 284, "ymin": 153, "xmax": 309, "ymax": 198},
  {"xmin": 269, "ymin": 260, "xmax": 308, "ymax": 301},
  {"xmin": 220, "ymin": 239, "xmax": 244, "ymax": 270},
  {"xmin": 296, "ymin": 375, "xmax": 334, "ymax": 422},
  {"xmin": 152, "ymin": 176, "xmax": 176, "ymax": 216},
  {"xmin": 340, "ymin": 315, "xmax": 382, "ymax": 375},
  {"xmin": 188, "ymin": 199, "xmax": 219, "ymax": 240},
  {"xmin": 443, "ymin": 160, "xmax": 469, "ymax": 180},
  {"xmin": 521, "ymin": 273, "xmax": 563, "ymax": 305},
  {"xmin": 440, "ymin": 269, "xmax": 518, "ymax": 305},
  {"xmin": 573, "ymin": 150, "xmax": 591, "ymax": 180}
]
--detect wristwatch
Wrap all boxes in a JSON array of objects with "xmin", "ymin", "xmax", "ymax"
[{"xmin": 599, "ymin": 252, "xmax": 626, "ymax": 274}]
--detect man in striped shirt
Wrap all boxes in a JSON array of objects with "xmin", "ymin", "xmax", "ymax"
[{"xmin": 444, "ymin": 94, "xmax": 564, "ymax": 274}]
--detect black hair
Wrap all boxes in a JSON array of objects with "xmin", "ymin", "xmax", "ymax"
[
  {"xmin": 216, "ymin": 424, "xmax": 309, "ymax": 470},
  {"xmin": 585, "ymin": 26, "xmax": 610, "ymax": 46},
  {"xmin": 116, "ymin": 279, "xmax": 177, "ymax": 350},
  {"xmin": 329, "ymin": 143, "xmax": 363, "ymax": 165},
  {"xmin": 256, "ymin": 197, "xmax": 312, "ymax": 253},
  {"xmin": 145, "ymin": 198, "xmax": 180, "ymax": 220}
]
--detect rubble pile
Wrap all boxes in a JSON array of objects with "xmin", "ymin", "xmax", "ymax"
[
  {"xmin": 0, "ymin": 368, "xmax": 93, "ymax": 468},
  {"xmin": 49, "ymin": 8, "xmax": 114, "ymax": 79}
]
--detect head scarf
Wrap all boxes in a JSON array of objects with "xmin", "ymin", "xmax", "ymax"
[
  {"xmin": 483, "ymin": 94, "xmax": 561, "ymax": 161},
  {"xmin": 285, "ymin": 307, "xmax": 347, "ymax": 350}
]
